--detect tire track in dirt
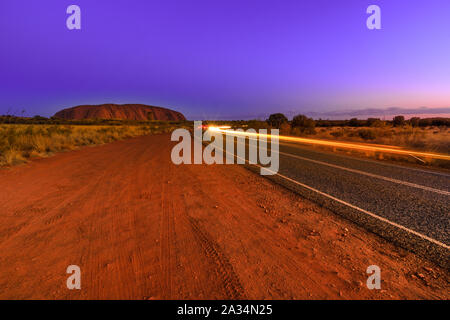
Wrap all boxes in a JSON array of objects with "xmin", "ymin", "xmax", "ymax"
[
  {"xmin": 110, "ymin": 141, "xmax": 160, "ymax": 299},
  {"xmin": 159, "ymin": 182, "xmax": 174, "ymax": 299},
  {"xmin": 179, "ymin": 164, "xmax": 358, "ymax": 299},
  {"xmin": 187, "ymin": 216, "xmax": 245, "ymax": 299},
  {"xmin": 79, "ymin": 139, "xmax": 144, "ymax": 299}
]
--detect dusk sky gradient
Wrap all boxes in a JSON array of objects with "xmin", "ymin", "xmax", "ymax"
[{"xmin": 1, "ymin": 0, "xmax": 449, "ymax": 119}]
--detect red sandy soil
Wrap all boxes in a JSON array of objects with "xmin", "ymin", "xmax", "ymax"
[
  {"xmin": 0, "ymin": 134, "xmax": 448, "ymax": 299},
  {"xmin": 54, "ymin": 104, "xmax": 186, "ymax": 121}
]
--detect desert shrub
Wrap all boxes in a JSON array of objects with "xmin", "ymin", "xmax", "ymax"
[
  {"xmin": 279, "ymin": 122, "xmax": 292, "ymax": 135},
  {"xmin": 357, "ymin": 129, "xmax": 376, "ymax": 140},
  {"xmin": 267, "ymin": 113, "xmax": 288, "ymax": 128},
  {"xmin": 369, "ymin": 119, "xmax": 385, "ymax": 127},
  {"xmin": 366, "ymin": 118, "xmax": 380, "ymax": 126},
  {"xmin": 330, "ymin": 130, "xmax": 344, "ymax": 138},
  {"xmin": 349, "ymin": 118, "xmax": 361, "ymax": 127},
  {"xmin": 409, "ymin": 117, "xmax": 420, "ymax": 127},
  {"xmin": 292, "ymin": 114, "xmax": 315, "ymax": 128},
  {"xmin": 393, "ymin": 115, "xmax": 406, "ymax": 127},
  {"xmin": 291, "ymin": 127, "xmax": 302, "ymax": 136},
  {"xmin": 291, "ymin": 114, "xmax": 316, "ymax": 134}
]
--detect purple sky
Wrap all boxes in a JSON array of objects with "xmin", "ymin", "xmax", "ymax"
[{"xmin": 1, "ymin": 0, "xmax": 449, "ymax": 120}]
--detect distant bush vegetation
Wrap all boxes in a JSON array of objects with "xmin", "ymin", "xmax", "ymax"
[
  {"xmin": 260, "ymin": 113, "xmax": 449, "ymax": 130},
  {"xmin": 267, "ymin": 113, "xmax": 288, "ymax": 128},
  {"xmin": 313, "ymin": 116, "xmax": 450, "ymax": 128}
]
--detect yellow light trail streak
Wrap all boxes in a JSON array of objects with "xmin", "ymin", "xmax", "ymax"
[{"xmin": 208, "ymin": 126, "xmax": 450, "ymax": 161}]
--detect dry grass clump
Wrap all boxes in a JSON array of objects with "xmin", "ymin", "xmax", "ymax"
[{"xmin": 0, "ymin": 124, "xmax": 174, "ymax": 166}]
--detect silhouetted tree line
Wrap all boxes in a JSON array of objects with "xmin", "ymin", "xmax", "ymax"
[
  {"xmin": 265, "ymin": 113, "xmax": 450, "ymax": 128},
  {"xmin": 1, "ymin": 113, "xmax": 449, "ymax": 128}
]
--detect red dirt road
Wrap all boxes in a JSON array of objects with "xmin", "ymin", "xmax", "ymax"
[{"xmin": 0, "ymin": 134, "xmax": 448, "ymax": 299}]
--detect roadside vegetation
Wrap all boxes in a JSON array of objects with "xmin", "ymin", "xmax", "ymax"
[
  {"xmin": 207, "ymin": 115, "xmax": 450, "ymax": 167},
  {"xmin": 210, "ymin": 115, "xmax": 450, "ymax": 154},
  {"xmin": 0, "ymin": 122, "xmax": 190, "ymax": 166},
  {"xmin": 0, "ymin": 115, "xmax": 189, "ymax": 126}
]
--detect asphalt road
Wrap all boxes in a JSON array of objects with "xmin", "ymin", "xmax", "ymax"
[{"xmin": 233, "ymin": 138, "xmax": 450, "ymax": 247}]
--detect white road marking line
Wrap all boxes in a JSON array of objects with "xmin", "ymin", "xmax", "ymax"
[
  {"xmin": 266, "ymin": 167, "xmax": 450, "ymax": 250},
  {"xmin": 277, "ymin": 150, "xmax": 450, "ymax": 196},
  {"xmin": 279, "ymin": 140, "xmax": 450, "ymax": 178},
  {"xmin": 213, "ymin": 142, "xmax": 450, "ymax": 250},
  {"xmin": 240, "ymin": 137, "xmax": 449, "ymax": 196}
]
